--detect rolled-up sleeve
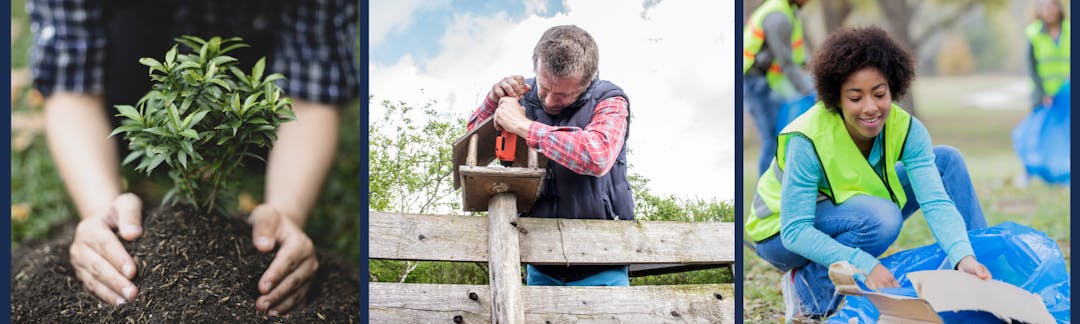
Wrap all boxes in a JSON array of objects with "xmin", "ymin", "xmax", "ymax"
[
  {"xmin": 272, "ymin": 0, "xmax": 359, "ymax": 105},
  {"xmin": 29, "ymin": 0, "xmax": 107, "ymax": 97}
]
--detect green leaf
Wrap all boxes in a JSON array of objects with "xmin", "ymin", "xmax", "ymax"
[
  {"xmin": 180, "ymin": 129, "xmax": 199, "ymax": 139},
  {"xmin": 139, "ymin": 57, "xmax": 165, "ymax": 72},
  {"xmin": 251, "ymin": 57, "xmax": 266, "ymax": 86},
  {"xmin": 242, "ymin": 152, "xmax": 267, "ymax": 163},
  {"xmin": 115, "ymin": 105, "xmax": 142, "ymax": 122},
  {"xmin": 168, "ymin": 104, "xmax": 181, "ymax": 129},
  {"xmin": 221, "ymin": 42, "xmax": 250, "ymax": 53},
  {"xmin": 209, "ymin": 55, "xmax": 237, "ymax": 66},
  {"xmin": 108, "ymin": 125, "xmax": 143, "ymax": 138},
  {"xmin": 208, "ymin": 78, "xmax": 231, "ymax": 91},
  {"xmin": 147, "ymin": 154, "xmax": 166, "ymax": 174},
  {"xmin": 177, "ymin": 61, "xmax": 201, "ymax": 70},
  {"xmin": 121, "ymin": 150, "xmax": 144, "ymax": 166},
  {"xmin": 186, "ymin": 110, "xmax": 209, "ymax": 129},
  {"xmin": 166, "ymin": 45, "xmax": 177, "ymax": 65},
  {"xmin": 178, "ymin": 150, "xmax": 188, "ymax": 168},
  {"xmin": 142, "ymin": 127, "xmax": 172, "ymax": 138}
]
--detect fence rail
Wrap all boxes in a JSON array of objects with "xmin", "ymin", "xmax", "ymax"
[
  {"xmin": 369, "ymin": 211, "xmax": 735, "ymax": 265},
  {"xmin": 370, "ymin": 282, "xmax": 735, "ymax": 323}
]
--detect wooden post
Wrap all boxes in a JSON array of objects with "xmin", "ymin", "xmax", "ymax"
[
  {"xmin": 487, "ymin": 192, "xmax": 524, "ymax": 324},
  {"xmin": 466, "ymin": 134, "xmax": 479, "ymax": 167},
  {"xmin": 527, "ymin": 148, "xmax": 538, "ymax": 169}
]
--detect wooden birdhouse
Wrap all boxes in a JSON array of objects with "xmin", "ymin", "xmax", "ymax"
[{"xmin": 452, "ymin": 116, "xmax": 547, "ymax": 212}]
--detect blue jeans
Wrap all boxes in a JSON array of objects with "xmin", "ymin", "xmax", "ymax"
[
  {"xmin": 525, "ymin": 265, "xmax": 630, "ymax": 286},
  {"xmin": 745, "ymin": 74, "xmax": 786, "ymax": 176},
  {"xmin": 751, "ymin": 146, "xmax": 988, "ymax": 316}
]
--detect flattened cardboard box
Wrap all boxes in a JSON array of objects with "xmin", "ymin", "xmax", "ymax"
[{"xmin": 828, "ymin": 262, "xmax": 1055, "ymax": 324}]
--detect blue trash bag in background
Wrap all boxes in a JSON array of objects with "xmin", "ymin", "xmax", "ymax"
[
  {"xmin": 776, "ymin": 93, "xmax": 816, "ymax": 133},
  {"xmin": 829, "ymin": 222, "xmax": 1070, "ymax": 324},
  {"xmin": 1012, "ymin": 82, "xmax": 1070, "ymax": 184}
]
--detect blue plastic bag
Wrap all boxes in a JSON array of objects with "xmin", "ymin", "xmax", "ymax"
[
  {"xmin": 1012, "ymin": 82, "xmax": 1070, "ymax": 184},
  {"xmin": 776, "ymin": 93, "xmax": 816, "ymax": 132},
  {"xmin": 829, "ymin": 222, "xmax": 1070, "ymax": 323}
]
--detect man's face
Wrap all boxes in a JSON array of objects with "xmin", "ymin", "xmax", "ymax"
[{"xmin": 535, "ymin": 59, "xmax": 589, "ymax": 115}]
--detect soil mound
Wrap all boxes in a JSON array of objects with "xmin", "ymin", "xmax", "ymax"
[{"xmin": 12, "ymin": 206, "xmax": 359, "ymax": 323}]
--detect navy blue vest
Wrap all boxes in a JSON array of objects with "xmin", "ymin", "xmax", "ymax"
[{"xmin": 521, "ymin": 78, "xmax": 635, "ymax": 282}]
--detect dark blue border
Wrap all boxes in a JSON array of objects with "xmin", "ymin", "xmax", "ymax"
[
  {"xmin": 734, "ymin": 1, "xmax": 744, "ymax": 323},
  {"xmin": 1071, "ymin": 8, "xmax": 1077, "ymax": 324},
  {"xmin": 3, "ymin": 0, "xmax": 12, "ymax": 319},
  {"xmin": 359, "ymin": 0, "xmax": 370, "ymax": 322}
]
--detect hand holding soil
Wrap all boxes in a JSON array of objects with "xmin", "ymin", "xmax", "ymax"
[
  {"xmin": 248, "ymin": 204, "xmax": 318, "ymax": 315},
  {"xmin": 69, "ymin": 193, "xmax": 143, "ymax": 305}
]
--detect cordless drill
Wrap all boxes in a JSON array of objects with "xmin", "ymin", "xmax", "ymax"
[{"xmin": 495, "ymin": 131, "xmax": 517, "ymax": 167}]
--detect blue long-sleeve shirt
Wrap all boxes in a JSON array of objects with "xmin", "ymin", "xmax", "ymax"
[{"xmin": 778, "ymin": 117, "xmax": 975, "ymax": 275}]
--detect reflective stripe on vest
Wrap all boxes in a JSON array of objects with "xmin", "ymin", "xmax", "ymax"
[
  {"xmin": 745, "ymin": 102, "xmax": 911, "ymax": 242},
  {"xmin": 1027, "ymin": 20, "xmax": 1071, "ymax": 97},
  {"xmin": 742, "ymin": 0, "xmax": 806, "ymax": 98}
]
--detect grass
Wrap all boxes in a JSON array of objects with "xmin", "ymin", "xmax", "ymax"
[{"xmin": 741, "ymin": 77, "xmax": 1071, "ymax": 322}]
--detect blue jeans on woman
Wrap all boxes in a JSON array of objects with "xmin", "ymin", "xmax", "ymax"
[
  {"xmin": 751, "ymin": 146, "xmax": 988, "ymax": 316},
  {"xmin": 745, "ymin": 74, "xmax": 786, "ymax": 176}
]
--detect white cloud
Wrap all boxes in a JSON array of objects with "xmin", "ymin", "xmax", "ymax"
[
  {"xmin": 371, "ymin": 0, "xmax": 735, "ymax": 201},
  {"xmin": 369, "ymin": 0, "xmax": 452, "ymax": 47}
]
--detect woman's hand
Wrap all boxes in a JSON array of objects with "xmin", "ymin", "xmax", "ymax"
[
  {"xmin": 865, "ymin": 263, "xmax": 900, "ymax": 290},
  {"xmin": 956, "ymin": 255, "xmax": 992, "ymax": 280}
]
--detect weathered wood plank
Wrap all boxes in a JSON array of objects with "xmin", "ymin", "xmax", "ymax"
[
  {"xmin": 459, "ymin": 166, "xmax": 544, "ymax": 212},
  {"xmin": 369, "ymin": 212, "xmax": 735, "ymax": 265},
  {"xmin": 487, "ymin": 193, "xmax": 524, "ymax": 323},
  {"xmin": 369, "ymin": 282, "xmax": 735, "ymax": 324}
]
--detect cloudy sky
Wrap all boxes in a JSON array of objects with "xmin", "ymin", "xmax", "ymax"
[{"xmin": 370, "ymin": 0, "xmax": 735, "ymax": 201}]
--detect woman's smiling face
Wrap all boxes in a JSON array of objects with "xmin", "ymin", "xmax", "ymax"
[{"xmin": 839, "ymin": 67, "xmax": 892, "ymax": 149}]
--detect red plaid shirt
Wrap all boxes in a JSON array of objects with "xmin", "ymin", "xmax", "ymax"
[{"xmin": 467, "ymin": 94, "xmax": 628, "ymax": 177}]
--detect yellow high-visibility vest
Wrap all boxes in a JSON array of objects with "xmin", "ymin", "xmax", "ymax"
[
  {"xmin": 746, "ymin": 102, "xmax": 911, "ymax": 242},
  {"xmin": 743, "ymin": 0, "xmax": 806, "ymax": 98},
  {"xmin": 1026, "ymin": 20, "xmax": 1070, "ymax": 97}
]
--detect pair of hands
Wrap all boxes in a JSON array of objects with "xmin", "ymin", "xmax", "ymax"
[
  {"xmin": 69, "ymin": 193, "xmax": 317, "ymax": 316},
  {"xmin": 863, "ymin": 255, "xmax": 992, "ymax": 290},
  {"xmin": 490, "ymin": 75, "xmax": 533, "ymax": 136}
]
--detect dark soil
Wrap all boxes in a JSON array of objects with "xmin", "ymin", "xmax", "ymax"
[{"xmin": 11, "ymin": 205, "xmax": 359, "ymax": 323}]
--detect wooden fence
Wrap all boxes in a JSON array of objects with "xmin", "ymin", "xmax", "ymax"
[{"xmin": 369, "ymin": 207, "xmax": 736, "ymax": 323}]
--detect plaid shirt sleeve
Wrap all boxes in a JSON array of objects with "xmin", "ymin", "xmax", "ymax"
[
  {"xmin": 466, "ymin": 95, "xmax": 499, "ymax": 131},
  {"xmin": 272, "ymin": 0, "xmax": 359, "ymax": 105},
  {"xmin": 527, "ymin": 96, "xmax": 628, "ymax": 177},
  {"xmin": 28, "ymin": 0, "xmax": 108, "ymax": 97}
]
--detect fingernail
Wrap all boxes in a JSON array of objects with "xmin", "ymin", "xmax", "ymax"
[
  {"xmin": 262, "ymin": 300, "xmax": 272, "ymax": 309},
  {"xmin": 255, "ymin": 236, "xmax": 274, "ymax": 249},
  {"xmin": 122, "ymin": 285, "xmax": 135, "ymax": 299},
  {"xmin": 123, "ymin": 263, "xmax": 135, "ymax": 277},
  {"xmin": 269, "ymin": 310, "xmax": 280, "ymax": 316},
  {"xmin": 262, "ymin": 281, "xmax": 272, "ymax": 292},
  {"xmin": 121, "ymin": 224, "xmax": 142, "ymax": 236},
  {"xmin": 116, "ymin": 297, "xmax": 126, "ymax": 305}
]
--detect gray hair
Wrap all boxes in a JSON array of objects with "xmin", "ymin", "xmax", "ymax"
[{"xmin": 532, "ymin": 25, "xmax": 599, "ymax": 86}]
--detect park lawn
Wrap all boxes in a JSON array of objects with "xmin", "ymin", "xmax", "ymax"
[{"xmin": 741, "ymin": 76, "xmax": 1071, "ymax": 322}]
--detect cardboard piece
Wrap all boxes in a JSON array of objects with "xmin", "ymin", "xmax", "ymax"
[{"xmin": 828, "ymin": 262, "xmax": 1055, "ymax": 324}]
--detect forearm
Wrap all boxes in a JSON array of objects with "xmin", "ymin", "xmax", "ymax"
[
  {"xmin": 902, "ymin": 122, "xmax": 974, "ymax": 268},
  {"xmin": 44, "ymin": 93, "xmax": 122, "ymax": 219},
  {"xmin": 264, "ymin": 100, "xmax": 340, "ymax": 227}
]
